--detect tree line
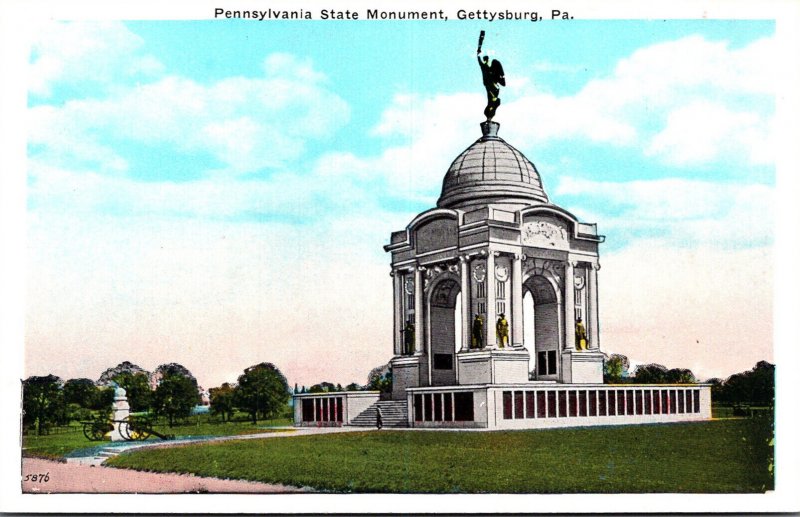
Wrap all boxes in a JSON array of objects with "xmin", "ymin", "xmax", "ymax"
[
  {"xmin": 22, "ymin": 364, "xmax": 203, "ymax": 435},
  {"xmin": 208, "ymin": 362, "xmax": 290, "ymax": 424},
  {"xmin": 603, "ymin": 354, "xmax": 774, "ymax": 407},
  {"xmin": 290, "ymin": 363, "xmax": 392, "ymax": 395}
]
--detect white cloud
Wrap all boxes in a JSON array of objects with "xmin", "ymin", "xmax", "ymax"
[
  {"xmin": 556, "ymin": 176, "xmax": 774, "ymax": 248},
  {"xmin": 28, "ymin": 54, "xmax": 350, "ymax": 175},
  {"xmin": 27, "ymin": 154, "xmax": 388, "ymax": 223},
  {"xmin": 358, "ymin": 34, "xmax": 776, "ymax": 206},
  {"xmin": 28, "ymin": 21, "xmax": 164, "ymax": 97},
  {"xmin": 505, "ymin": 35, "xmax": 776, "ymax": 166},
  {"xmin": 646, "ymin": 101, "xmax": 771, "ymax": 166}
]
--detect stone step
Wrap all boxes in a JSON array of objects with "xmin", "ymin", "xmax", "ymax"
[{"xmin": 350, "ymin": 401, "xmax": 409, "ymax": 427}]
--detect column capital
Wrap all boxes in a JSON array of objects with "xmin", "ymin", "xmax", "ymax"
[
  {"xmin": 458, "ymin": 254, "xmax": 471, "ymax": 263},
  {"xmin": 568, "ymin": 260, "xmax": 579, "ymax": 268},
  {"xmin": 592, "ymin": 263, "xmax": 601, "ymax": 271},
  {"xmin": 390, "ymin": 270, "xmax": 396, "ymax": 277},
  {"xmin": 492, "ymin": 251, "xmax": 501, "ymax": 257},
  {"xmin": 514, "ymin": 253, "xmax": 526, "ymax": 261}
]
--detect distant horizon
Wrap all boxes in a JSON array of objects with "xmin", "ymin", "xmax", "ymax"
[
  {"xmin": 21, "ymin": 19, "xmax": 774, "ymax": 390},
  {"xmin": 26, "ymin": 353, "xmax": 774, "ymax": 391}
]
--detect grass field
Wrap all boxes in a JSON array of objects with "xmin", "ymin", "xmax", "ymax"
[
  {"xmin": 22, "ymin": 415, "xmax": 293, "ymax": 460},
  {"xmin": 108, "ymin": 418, "xmax": 774, "ymax": 493}
]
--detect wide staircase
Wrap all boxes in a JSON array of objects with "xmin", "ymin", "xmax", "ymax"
[{"xmin": 350, "ymin": 400, "xmax": 408, "ymax": 428}]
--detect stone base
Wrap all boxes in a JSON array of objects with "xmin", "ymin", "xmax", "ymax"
[
  {"xmin": 109, "ymin": 401, "xmax": 130, "ymax": 442},
  {"xmin": 109, "ymin": 424, "xmax": 126, "ymax": 442},
  {"xmin": 457, "ymin": 348, "xmax": 530, "ymax": 385},
  {"xmin": 560, "ymin": 350, "xmax": 604, "ymax": 384},
  {"xmin": 390, "ymin": 355, "xmax": 423, "ymax": 400}
]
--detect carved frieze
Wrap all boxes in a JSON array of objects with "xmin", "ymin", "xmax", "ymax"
[{"xmin": 522, "ymin": 220, "xmax": 569, "ymax": 249}]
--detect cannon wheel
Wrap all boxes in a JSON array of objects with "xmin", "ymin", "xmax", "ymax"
[
  {"xmin": 83, "ymin": 421, "xmax": 110, "ymax": 441},
  {"xmin": 120, "ymin": 416, "xmax": 151, "ymax": 441}
]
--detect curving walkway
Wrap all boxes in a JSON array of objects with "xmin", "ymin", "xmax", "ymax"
[
  {"xmin": 22, "ymin": 457, "xmax": 306, "ymax": 493},
  {"xmin": 23, "ymin": 426, "xmax": 363, "ymax": 494}
]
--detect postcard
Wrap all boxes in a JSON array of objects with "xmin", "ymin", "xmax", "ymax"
[{"xmin": 1, "ymin": 0, "xmax": 799, "ymax": 513}]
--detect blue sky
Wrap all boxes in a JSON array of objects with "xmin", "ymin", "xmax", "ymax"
[{"xmin": 24, "ymin": 19, "xmax": 776, "ymax": 387}]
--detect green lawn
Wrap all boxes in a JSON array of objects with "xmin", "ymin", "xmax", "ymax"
[
  {"xmin": 22, "ymin": 415, "xmax": 293, "ymax": 460},
  {"xmin": 108, "ymin": 418, "xmax": 774, "ymax": 493}
]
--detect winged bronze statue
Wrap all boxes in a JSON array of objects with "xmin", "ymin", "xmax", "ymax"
[{"xmin": 477, "ymin": 30, "xmax": 506, "ymax": 121}]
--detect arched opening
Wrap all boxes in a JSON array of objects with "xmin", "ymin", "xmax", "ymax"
[
  {"xmin": 428, "ymin": 277, "xmax": 459, "ymax": 386},
  {"xmin": 523, "ymin": 275, "xmax": 559, "ymax": 379},
  {"xmin": 523, "ymin": 291, "xmax": 535, "ymax": 375}
]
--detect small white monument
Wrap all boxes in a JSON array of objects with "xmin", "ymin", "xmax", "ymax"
[{"xmin": 108, "ymin": 384, "xmax": 130, "ymax": 442}]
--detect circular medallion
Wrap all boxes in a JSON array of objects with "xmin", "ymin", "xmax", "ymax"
[
  {"xmin": 495, "ymin": 265, "xmax": 509, "ymax": 282},
  {"xmin": 404, "ymin": 279, "xmax": 414, "ymax": 295},
  {"xmin": 473, "ymin": 264, "xmax": 486, "ymax": 283}
]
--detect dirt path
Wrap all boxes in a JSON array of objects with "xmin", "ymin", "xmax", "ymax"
[{"xmin": 22, "ymin": 457, "xmax": 307, "ymax": 494}]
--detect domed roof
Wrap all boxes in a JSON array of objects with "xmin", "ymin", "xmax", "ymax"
[{"xmin": 437, "ymin": 121, "xmax": 548, "ymax": 209}]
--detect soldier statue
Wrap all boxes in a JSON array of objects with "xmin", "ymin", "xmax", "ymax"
[
  {"xmin": 575, "ymin": 317, "xmax": 588, "ymax": 351},
  {"xmin": 471, "ymin": 314, "xmax": 484, "ymax": 349},
  {"xmin": 477, "ymin": 30, "xmax": 506, "ymax": 121},
  {"xmin": 496, "ymin": 313, "xmax": 509, "ymax": 348},
  {"xmin": 401, "ymin": 318, "xmax": 415, "ymax": 355}
]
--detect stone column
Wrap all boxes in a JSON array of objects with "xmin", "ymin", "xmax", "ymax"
[
  {"xmin": 588, "ymin": 263, "xmax": 600, "ymax": 350},
  {"xmin": 392, "ymin": 270, "xmax": 402, "ymax": 356},
  {"xmin": 486, "ymin": 250, "xmax": 498, "ymax": 349},
  {"xmin": 511, "ymin": 253, "xmax": 524, "ymax": 348},
  {"xmin": 563, "ymin": 261, "xmax": 576, "ymax": 351},
  {"xmin": 413, "ymin": 265, "xmax": 424, "ymax": 355},
  {"xmin": 459, "ymin": 255, "xmax": 471, "ymax": 352}
]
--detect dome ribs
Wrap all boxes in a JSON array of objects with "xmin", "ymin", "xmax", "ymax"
[{"xmin": 437, "ymin": 123, "xmax": 549, "ymax": 208}]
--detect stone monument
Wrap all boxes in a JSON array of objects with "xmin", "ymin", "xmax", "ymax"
[
  {"xmin": 108, "ymin": 384, "xmax": 131, "ymax": 442},
  {"xmin": 295, "ymin": 32, "xmax": 712, "ymax": 430}
]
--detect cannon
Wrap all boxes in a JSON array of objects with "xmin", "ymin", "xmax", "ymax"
[{"xmin": 81, "ymin": 415, "xmax": 175, "ymax": 442}]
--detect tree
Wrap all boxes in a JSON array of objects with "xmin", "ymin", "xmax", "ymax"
[
  {"xmin": 234, "ymin": 363, "xmax": 289, "ymax": 424},
  {"xmin": 152, "ymin": 363, "xmax": 196, "ymax": 383},
  {"xmin": 97, "ymin": 361, "xmax": 149, "ymax": 386},
  {"xmin": 112, "ymin": 372, "xmax": 153, "ymax": 412},
  {"xmin": 210, "ymin": 383, "xmax": 236, "ymax": 422},
  {"xmin": 664, "ymin": 368, "xmax": 696, "ymax": 384},
  {"xmin": 308, "ymin": 381, "xmax": 337, "ymax": 393},
  {"xmin": 603, "ymin": 354, "xmax": 629, "ymax": 383},
  {"xmin": 367, "ymin": 363, "xmax": 392, "ymax": 393},
  {"xmin": 92, "ymin": 386, "xmax": 115, "ymax": 411},
  {"xmin": 706, "ymin": 377, "xmax": 725, "ymax": 403},
  {"xmin": 22, "ymin": 375, "xmax": 66, "ymax": 435},
  {"xmin": 63, "ymin": 378, "xmax": 98, "ymax": 408},
  {"xmin": 633, "ymin": 363, "xmax": 669, "ymax": 384},
  {"xmin": 715, "ymin": 361, "xmax": 775, "ymax": 406},
  {"xmin": 749, "ymin": 361, "xmax": 775, "ymax": 406},
  {"xmin": 345, "ymin": 382, "xmax": 362, "ymax": 391},
  {"xmin": 152, "ymin": 373, "xmax": 199, "ymax": 426}
]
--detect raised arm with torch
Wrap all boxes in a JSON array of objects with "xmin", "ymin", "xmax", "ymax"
[{"xmin": 477, "ymin": 30, "xmax": 505, "ymax": 121}]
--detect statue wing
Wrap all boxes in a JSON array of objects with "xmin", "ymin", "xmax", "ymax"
[{"xmin": 491, "ymin": 60, "xmax": 506, "ymax": 86}]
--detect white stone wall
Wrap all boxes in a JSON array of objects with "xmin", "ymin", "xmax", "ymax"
[
  {"xmin": 392, "ymin": 358, "xmax": 421, "ymax": 399},
  {"xmin": 407, "ymin": 384, "xmax": 712, "ymax": 430},
  {"xmin": 293, "ymin": 391, "xmax": 380, "ymax": 426},
  {"xmin": 489, "ymin": 384, "xmax": 712, "ymax": 430}
]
